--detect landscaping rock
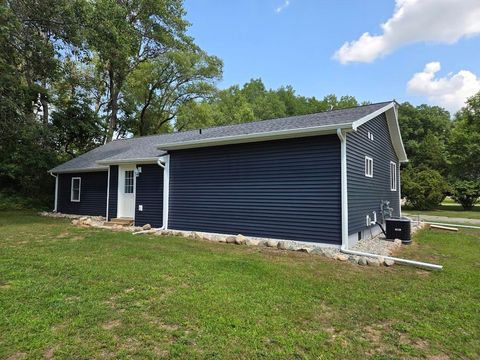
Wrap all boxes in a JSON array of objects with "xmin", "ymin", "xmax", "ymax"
[
  {"xmin": 323, "ymin": 249, "xmax": 337, "ymax": 259},
  {"xmin": 367, "ymin": 258, "xmax": 381, "ymax": 267},
  {"xmin": 235, "ymin": 234, "xmax": 246, "ymax": 245},
  {"xmin": 358, "ymin": 257, "xmax": 368, "ymax": 266},
  {"xmin": 217, "ymin": 236, "xmax": 227, "ymax": 243},
  {"xmin": 384, "ymin": 259, "xmax": 395, "ymax": 267},
  {"xmin": 377, "ymin": 256, "xmax": 385, "ymax": 265},
  {"xmin": 266, "ymin": 240, "xmax": 278, "ymax": 248},
  {"xmin": 226, "ymin": 236, "xmax": 236, "ymax": 244},
  {"xmin": 71, "ymin": 219, "xmax": 79, "ymax": 225},
  {"xmin": 142, "ymin": 224, "xmax": 152, "ymax": 230},
  {"xmin": 133, "ymin": 229, "xmax": 156, "ymax": 235},
  {"xmin": 336, "ymin": 254, "xmax": 349, "ymax": 261},
  {"xmin": 348, "ymin": 255, "xmax": 360, "ymax": 264},
  {"xmin": 277, "ymin": 241, "xmax": 290, "ymax": 250},
  {"xmin": 245, "ymin": 238, "xmax": 260, "ymax": 246},
  {"xmin": 394, "ymin": 239, "xmax": 402, "ymax": 246}
]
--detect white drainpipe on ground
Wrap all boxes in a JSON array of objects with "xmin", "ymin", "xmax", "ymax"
[
  {"xmin": 336, "ymin": 128, "xmax": 443, "ymax": 271},
  {"xmin": 49, "ymin": 172, "xmax": 58, "ymax": 212}
]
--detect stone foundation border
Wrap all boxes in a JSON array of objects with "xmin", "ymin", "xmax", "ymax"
[{"xmin": 40, "ymin": 212, "xmax": 425, "ymax": 267}]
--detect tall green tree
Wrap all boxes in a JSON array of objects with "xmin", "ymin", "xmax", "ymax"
[{"xmin": 85, "ymin": 0, "xmax": 194, "ymax": 142}]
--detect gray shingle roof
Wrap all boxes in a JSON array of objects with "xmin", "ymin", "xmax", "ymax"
[{"xmin": 50, "ymin": 101, "xmax": 392, "ymax": 173}]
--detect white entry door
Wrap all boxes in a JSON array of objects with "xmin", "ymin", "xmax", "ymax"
[{"xmin": 117, "ymin": 165, "xmax": 136, "ymax": 218}]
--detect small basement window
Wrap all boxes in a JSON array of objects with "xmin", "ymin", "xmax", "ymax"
[
  {"xmin": 365, "ymin": 156, "xmax": 373, "ymax": 178},
  {"xmin": 71, "ymin": 177, "xmax": 81, "ymax": 202},
  {"xmin": 124, "ymin": 170, "xmax": 134, "ymax": 194},
  {"xmin": 390, "ymin": 161, "xmax": 397, "ymax": 191}
]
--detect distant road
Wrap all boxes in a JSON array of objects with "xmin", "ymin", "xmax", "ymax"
[{"xmin": 404, "ymin": 213, "xmax": 480, "ymax": 226}]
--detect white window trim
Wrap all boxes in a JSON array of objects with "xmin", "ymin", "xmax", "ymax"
[
  {"xmin": 71, "ymin": 177, "xmax": 81, "ymax": 202},
  {"xmin": 390, "ymin": 161, "xmax": 397, "ymax": 191},
  {"xmin": 365, "ymin": 156, "xmax": 373, "ymax": 178}
]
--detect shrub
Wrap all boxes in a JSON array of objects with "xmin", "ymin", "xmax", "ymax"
[
  {"xmin": 451, "ymin": 180, "xmax": 480, "ymax": 210},
  {"xmin": 402, "ymin": 168, "xmax": 449, "ymax": 210}
]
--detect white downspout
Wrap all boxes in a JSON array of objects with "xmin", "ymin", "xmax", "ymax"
[
  {"xmin": 106, "ymin": 166, "xmax": 111, "ymax": 220},
  {"xmin": 157, "ymin": 155, "xmax": 170, "ymax": 230},
  {"xmin": 49, "ymin": 172, "xmax": 58, "ymax": 212},
  {"xmin": 336, "ymin": 129, "xmax": 443, "ymax": 271}
]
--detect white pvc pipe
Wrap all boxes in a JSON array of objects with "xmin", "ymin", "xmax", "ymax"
[{"xmin": 341, "ymin": 246, "xmax": 443, "ymax": 271}]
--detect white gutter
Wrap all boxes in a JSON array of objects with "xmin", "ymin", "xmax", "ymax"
[
  {"xmin": 336, "ymin": 128, "xmax": 443, "ymax": 271},
  {"xmin": 97, "ymin": 157, "xmax": 161, "ymax": 165},
  {"xmin": 156, "ymin": 155, "xmax": 170, "ymax": 230},
  {"xmin": 157, "ymin": 122, "xmax": 354, "ymax": 150},
  {"xmin": 424, "ymin": 221, "xmax": 480, "ymax": 230},
  {"xmin": 49, "ymin": 172, "xmax": 58, "ymax": 212}
]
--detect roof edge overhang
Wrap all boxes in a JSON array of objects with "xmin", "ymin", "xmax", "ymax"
[
  {"xmin": 156, "ymin": 123, "xmax": 354, "ymax": 150},
  {"xmin": 96, "ymin": 157, "xmax": 160, "ymax": 166},
  {"xmin": 49, "ymin": 166, "xmax": 109, "ymax": 174},
  {"xmin": 353, "ymin": 102, "xmax": 408, "ymax": 163}
]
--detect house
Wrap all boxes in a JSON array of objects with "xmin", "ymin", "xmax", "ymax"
[{"xmin": 49, "ymin": 101, "xmax": 407, "ymax": 248}]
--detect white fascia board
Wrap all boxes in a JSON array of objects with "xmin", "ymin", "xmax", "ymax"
[
  {"xmin": 96, "ymin": 157, "xmax": 159, "ymax": 165},
  {"xmin": 351, "ymin": 102, "xmax": 408, "ymax": 163},
  {"xmin": 351, "ymin": 102, "xmax": 395, "ymax": 130},
  {"xmin": 51, "ymin": 166, "xmax": 109, "ymax": 174},
  {"xmin": 156, "ymin": 123, "xmax": 353, "ymax": 150},
  {"xmin": 385, "ymin": 105, "xmax": 408, "ymax": 163}
]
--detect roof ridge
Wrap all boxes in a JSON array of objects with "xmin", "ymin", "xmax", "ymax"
[{"xmin": 111, "ymin": 101, "xmax": 393, "ymax": 142}]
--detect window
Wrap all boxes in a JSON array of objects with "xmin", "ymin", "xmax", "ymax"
[
  {"xmin": 124, "ymin": 170, "xmax": 134, "ymax": 194},
  {"xmin": 365, "ymin": 156, "xmax": 373, "ymax": 177},
  {"xmin": 71, "ymin": 177, "xmax": 81, "ymax": 202},
  {"xmin": 390, "ymin": 161, "xmax": 397, "ymax": 191},
  {"xmin": 367, "ymin": 131, "xmax": 374, "ymax": 141}
]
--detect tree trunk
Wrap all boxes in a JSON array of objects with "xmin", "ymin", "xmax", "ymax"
[
  {"xmin": 105, "ymin": 66, "xmax": 118, "ymax": 143},
  {"xmin": 40, "ymin": 91, "xmax": 49, "ymax": 125}
]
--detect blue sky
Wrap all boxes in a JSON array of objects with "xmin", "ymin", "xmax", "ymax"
[{"xmin": 184, "ymin": 0, "xmax": 480, "ymax": 114}]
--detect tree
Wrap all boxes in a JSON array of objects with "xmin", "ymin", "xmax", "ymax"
[
  {"xmin": 85, "ymin": 0, "xmax": 194, "ymax": 142},
  {"xmin": 451, "ymin": 180, "xmax": 480, "ymax": 210},
  {"xmin": 398, "ymin": 102, "xmax": 451, "ymax": 173},
  {"xmin": 121, "ymin": 50, "xmax": 222, "ymax": 136},
  {"xmin": 402, "ymin": 168, "xmax": 449, "ymax": 210},
  {"xmin": 449, "ymin": 92, "xmax": 480, "ymax": 181}
]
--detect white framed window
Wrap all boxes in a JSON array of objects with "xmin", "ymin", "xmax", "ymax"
[
  {"xmin": 365, "ymin": 156, "xmax": 373, "ymax": 178},
  {"xmin": 124, "ymin": 170, "xmax": 134, "ymax": 194},
  {"xmin": 71, "ymin": 177, "xmax": 81, "ymax": 202},
  {"xmin": 390, "ymin": 161, "xmax": 397, "ymax": 191},
  {"xmin": 367, "ymin": 131, "xmax": 374, "ymax": 141}
]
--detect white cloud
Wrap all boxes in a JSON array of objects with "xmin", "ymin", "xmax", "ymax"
[
  {"xmin": 334, "ymin": 0, "xmax": 480, "ymax": 64},
  {"xmin": 407, "ymin": 62, "xmax": 480, "ymax": 114},
  {"xmin": 275, "ymin": 0, "xmax": 290, "ymax": 13}
]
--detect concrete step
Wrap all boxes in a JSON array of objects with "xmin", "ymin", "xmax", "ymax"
[{"xmin": 105, "ymin": 218, "xmax": 134, "ymax": 226}]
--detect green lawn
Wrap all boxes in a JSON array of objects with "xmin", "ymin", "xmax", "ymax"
[{"xmin": 1, "ymin": 211, "xmax": 479, "ymax": 359}]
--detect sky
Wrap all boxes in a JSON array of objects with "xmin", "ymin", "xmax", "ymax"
[{"xmin": 183, "ymin": 0, "xmax": 480, "ymax": 114}]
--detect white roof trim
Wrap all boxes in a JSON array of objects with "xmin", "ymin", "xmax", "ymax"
[
  {"xmin": 351, "ymin": 101, "xmax": 407, "ymax": 162},
  {"xmin": 156, "ymin": 122, "xmax": 354, "ymax": 150},
  {"xmin": 351, "ymin": 102, "xmax": 395, "ymax": 130},
  {"xmin": 385, "ymin": 104, "xmax": 408, "ymax": 162},
  {"xmin": 51, "ymin": 166, "xmax": 109, "ymax": 174},
  {"xmin": 96, "ymin": 157, "xmax": 160, "ymax": 165}
]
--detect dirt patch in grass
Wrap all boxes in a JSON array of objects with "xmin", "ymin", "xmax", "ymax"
[
  {"xmin": 43, "ymin": 347, "xmax": 55, "ymax": 359},
  {"xmin": 102, "ymin": 320, "xmax": 122, "ymax": 330},
  {"xmin": 4, "ymin": 352, "xmax": 26, "ymax": 360}
]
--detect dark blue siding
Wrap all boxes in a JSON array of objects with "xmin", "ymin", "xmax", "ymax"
[
  {"xmin": 108, "ymin": 165, "xmax": 118, "ymax": 220},
  {"xmin": 347, "ymin": 113, "xmax": 400, "ymax": 235},
  {"xmin": 135, "ymin": 164, "xmax": 164, "ymax": 228},
  {"xmin": 169, "ymin": 135, "xmax": 341, "ymax": 244},
  {"xmin": 57, "ymin": 171, "xmax": 108, "ymax": 216}
]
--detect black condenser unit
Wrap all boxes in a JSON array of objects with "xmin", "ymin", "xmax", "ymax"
[{"xmin": 385, "ymin": 217, "xmax": 412, "ymax": 244}]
